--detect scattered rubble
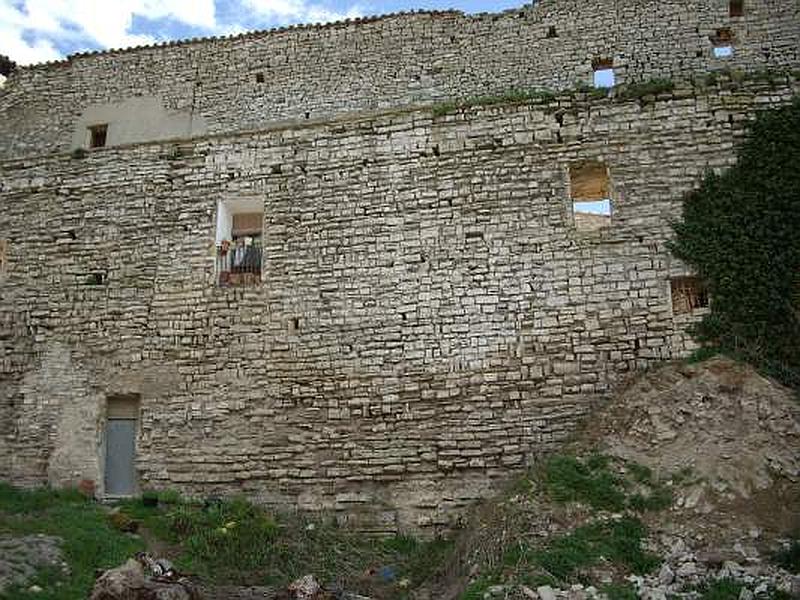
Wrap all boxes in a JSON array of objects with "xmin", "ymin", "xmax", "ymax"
[
  {"xmin": 584, "ymin": 357, "xmax": 800, "ymax": 502},
  {"xmin": 430, "ymin": 358, "xmax": 800, "ymax": 600},
  {"xmin": 89, "ymin": 553, "xmax": 200, "ymax": 600},
  {"xmin": 0, "ymin": 534, "xmax": 68, "ymax": 594}
]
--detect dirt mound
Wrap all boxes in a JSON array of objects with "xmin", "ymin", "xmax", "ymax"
[{"xmin": 581, "ymin": 357, "xmax": 800, "ymax": 501}]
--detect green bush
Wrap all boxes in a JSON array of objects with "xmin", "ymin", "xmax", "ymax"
[{"xmin": 670, "ymin": 97, "xmax": 800, "ymax": 389}]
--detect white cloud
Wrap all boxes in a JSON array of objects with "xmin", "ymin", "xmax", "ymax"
[
  {"xmin": 243, "ymin": 0, "xmax": 363, "ymax": 23},
  {"xmin": 0, "ymin": 0, "xmax": 364, "ymax": 66},
  {"xmin": 0, "ymin": 0, "xmax": 216, "ymax": 65}
]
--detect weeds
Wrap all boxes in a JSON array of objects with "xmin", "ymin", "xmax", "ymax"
[
  {"xmin": 687, "ymin": 346, "xmax": 720, "ymax": 364},
  {"xmin": 0, "ymin": 483, "xmax": 453, "ymax": 598},
  {"xmin": 460, "ymin": 575, "xmax": 500, "ymax": 600},
  {"xmin": 697, "ymin": 578, "xmax": 743, "ymax": 600},
  {"xmin": 0, "ymin": 483, "xmax": 144, "ymax": 600},
  {"xmin": 601, "ymin": 582, "xmax": 638, "ymax": 600},
  {"xmin": 540, "ymin": 454, "xmax": 673, "ymax": 513},
  {"xmin": 618, "ymin": 78, "xmax": 675, "ymax": 100},
  {"xmin": 432, "ymin": 88, "xmax": 557, "ymax": 117},
  {"xmin": 541, "ymin": 454, "xmax": 627, "ymax": 511},
  {"xmin": 772, "ymin": 538, "xmax": 800, "ymax": 573},
  {"xmin": 532, "ymin": 516, "xmax": 660, "ymax": 581}
]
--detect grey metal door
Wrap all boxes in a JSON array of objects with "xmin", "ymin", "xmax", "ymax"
[{"xmin": 105, "ymin": 419, "xmax": 136, "ymax": 496}]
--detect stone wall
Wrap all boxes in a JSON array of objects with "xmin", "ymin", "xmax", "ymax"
[
  {"xmin": 2, "ymin": 75, "xmax": 797, "ymax": 532},
  {"xmin": 0, "ymin": 0, "xmax": 798, "ymax": 159}
]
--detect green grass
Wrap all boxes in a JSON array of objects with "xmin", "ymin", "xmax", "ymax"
[
  {"xmin": 687, "ymin": 346, "xmax": 720, "ymax": 364},
  {"xmin": 489, "ymin": 516, "xmax": 660, "ymax": 586},
  {"xmin": 697, "ymin": 578, "xmax": 744, "ymax": 600},
  {"xmin": 116, "ymin": 494, "xmax": 453, "ymax": 593},
  {"xmin": 432, "ymin": 88, "xmax": 557, "ymax": 117},
  {"xmin": 540, "ymin": 454, "xmax": 673, "ymax": 513},
  {"xmin": 773, "ymin": 538, "xmax": 800, "ymax": 573},
  {"xmin": 0, "ymin": 483, "xmax": 454, "ymax": 598},
  {"xmin": 541, "ymin": 454, "xmax": 627, "ymax": 511},
  {"xmin": 602, "ymin": 582, "xmax": 638, "ymax": 600},
  {"xmin": 0, "ymin": 483, "xmax": 144, "ymax": 600},
  {"xmin": 617, "ymin": 78, "xmax": 675, "ymax": 100},
  {"xmin": 459, "ymin": 575, "xmax": 500, "ymax": 600},
  {"xmin": 532, "ymin": 516, "xmax": 660, "ymax": 581}
]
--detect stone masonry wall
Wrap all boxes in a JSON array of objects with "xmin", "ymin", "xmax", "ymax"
[
  {"xmin": 0, "ymin": 0, "xmax": 798, "ymax": 159},
  {"xmin": 1, "ymin": 75, "xmax": 797, "ymax": 532}
]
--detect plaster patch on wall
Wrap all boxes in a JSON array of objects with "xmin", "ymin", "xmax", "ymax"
[
  {"xmin": 71, "ymin": 95, "xmax": 208, "ymax": 150},
  {"xmin": 15, "ymin": 344, "xmax": 103, "ymax": 490}
]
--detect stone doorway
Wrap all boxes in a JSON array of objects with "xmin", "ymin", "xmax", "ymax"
[{"xmin": 104, "ymin": 395, "xmax": 140, "ymax": 497}]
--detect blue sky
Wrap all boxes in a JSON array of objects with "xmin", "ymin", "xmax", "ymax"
[{"xmin": 0, "ymin": 0, "xmax": 526, "ymax": 67}]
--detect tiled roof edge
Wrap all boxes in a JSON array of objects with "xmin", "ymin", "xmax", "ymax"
[{"xmin": 14, "ymin": 7, "xmax": 529, "ymax": 71}]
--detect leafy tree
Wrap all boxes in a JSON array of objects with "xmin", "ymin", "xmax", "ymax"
[{"xmin": 670, "ymin": 97, "xmax": 800, "ymax": 388}]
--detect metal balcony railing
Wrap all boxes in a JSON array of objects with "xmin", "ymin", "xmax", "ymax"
[{"xmin": 216, "ymin": 240, "xmax": 262, "ymax": 287}]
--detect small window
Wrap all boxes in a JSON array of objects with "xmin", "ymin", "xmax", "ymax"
[
  {"xmin": 729, "ymin": 0, "xmax": 744, "ymax": 17},
  {"xmin": 713, "ymin": 45, "xmax": 734, "ymax": 58},
  {"xmin": 670, "ymin": 277, "xmax": 709, "ymax": 314},
  {"xmin": 216, "ymin": 200, "xmax": 264, "ymax": 287},
  {"xmin": 88, "ymin": 124, "xmax": 108, "ymax": 149},
  {"xmin": 255, "ymin": 72, "xmax": 265, "ymax": 84},
  {"xmin": 546, "ymin": 25, "xmax": 557, "ymax": 38},
  {"xmin": 85, "ymin": 271, "xmax": 107, "ymax": 286},
  {"xmin": 569, "ymin": 161, "xmax": 612, "ymax": 231},
  {"xmin": 592, "ymin": 59, "xmax": 615, "ymax": 88},
  {"xmin": 710, "ymin": 28, "xmax": 734, "ymax": 58}
]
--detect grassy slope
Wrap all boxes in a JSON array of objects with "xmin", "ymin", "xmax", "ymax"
[
  {"xmin": 0, "ymin": 483, "xmax": 144, "ymax": 599},
  {"xmin": 0, "ymin": 484, "xmax": 451, "ymax": 599}
]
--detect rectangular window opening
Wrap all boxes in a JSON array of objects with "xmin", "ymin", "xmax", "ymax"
[
  {"xmin": 570, "ymin": 161, "xmax": 612, "ymax": 231},
  {"xmin": 255, "ymin": 72, "xmax": 265, "ymax": 84},
  {"xmin": 216, "ymin": 200, "xmax": 264, "ymax": 288},
  {"xmin": 670, "ymin": 277, "xmax": 709, "ymax": 315},
  {"xmin": 730, "ymin": 0, "xmax": 744, "ymax": 17},
  {"xmin": 573, "ymin": 200, "xmax": 612, "ymax": 230},
  {"xmin": 88, "ymin": 124, "xmax": 108, "ymax": 149},
  {"xmin": 592, "ymin": 59, "xmax": 615, "ymax": 88},
  {"xmin": 713, "ymin": 45, "xmax": 734, "ymax": 58}
]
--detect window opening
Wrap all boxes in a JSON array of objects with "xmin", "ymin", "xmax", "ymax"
[
  {"xmin": 729, "ymin": 0, "xmax": 744, "ymax": 17},
  {"xmin": 670, "ymin": 277, "xmax": 709, "ymax": 314},
  {"xmin": 216, "ymin": 199, "xmax": 264, "ymax": 287},
  {"xmin": 714, "ymin": 46, "xmax": 734, "ymax": 58},
  {"xmin": 592, "ymin": 59, "xmax": 615, "ymax": 88},
  {"xmin": 569, "ymin": 161, "xmax": 612, "ymax": 231},
  {"xmin": 546, "ymin": 25, "xmax": 557, "ymax": 38},
  {"xmin": 710, "ymin": 28, "xmax": 734, "ymax": 58},
  {"xmin": 255, "ymin": 72, "xmax": 265, "ymax": 84},
  {"xmin": 88, "ymin": 124, "xmax": 108, "ymax": 148},
  {"xmin": 0, "ymin": 239, "xmax": 7, "ymax": 275},
  {"xmin": 85, "ymin": 271, "xmax": 107, "ymax": 286}
]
